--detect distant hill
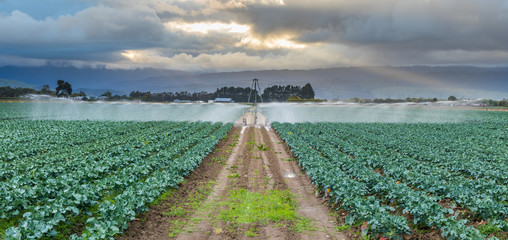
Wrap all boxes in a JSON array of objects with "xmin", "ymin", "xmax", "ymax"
[
  {"xmin": 0, "ymin": 65, "xmax": 507, "ymax": 99},
  {"xmin": 0, "ymin": 79, "xmax": 36, "ymax": 89}
]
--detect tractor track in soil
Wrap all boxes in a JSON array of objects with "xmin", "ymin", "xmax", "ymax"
[{"xmin": 118, "ymin": 112, "xmax": 348, "ymax": 240}]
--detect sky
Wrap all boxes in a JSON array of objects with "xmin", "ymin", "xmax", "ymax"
[{"xmin": 1, "ymin": 0, "xmax": 508, "ymax": 72}]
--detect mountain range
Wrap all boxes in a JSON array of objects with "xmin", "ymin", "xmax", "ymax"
[
  {"xmin": 0, "ymin": 65, "xmax": 507, "ymax": 99},
  {"xmin": 0, "ymin": 78, "xmax": 36, "ymax": 89}
]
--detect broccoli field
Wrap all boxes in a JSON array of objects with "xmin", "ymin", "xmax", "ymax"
[
  {"xmin": 0, "ymin": 102, "xmax": 507, "ymax": 239},
  {"xmin": 272, "ymin": 113, "xmax": 507, "ymax": 239},
  {"xmin": 0, "ymin": 119, "xmax": 232, "ymax": 239}
]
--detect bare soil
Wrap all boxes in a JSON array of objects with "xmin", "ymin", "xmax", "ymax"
[
  {"xmin": 117, "ymin": 127, "xmax": 242, "ymax": 240},
  {"xmin": 117, "ymin": 114, "xmax": 348, "ymax": 240}
]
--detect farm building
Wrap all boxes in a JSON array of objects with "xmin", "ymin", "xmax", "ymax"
[{"xmin": 214, "ymin": 98, "xmax": 234, "ymax": 103}]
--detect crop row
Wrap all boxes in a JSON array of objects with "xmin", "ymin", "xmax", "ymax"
[
  {"xmin": 1, "ymin": 120, "xmax": 232, "ymax": 239},
  {"xmin": 0, "ymin": 121, "xmax": 163, "ymax": 179},
  {"xmin": 72, "ymin": 123, "xmax": 232, "ymax": 239},
  {"xmin": 272, "ymin": 122, "xmax": 505, "ymax": 239},
  {"xmin": 330, "ymin": 124, "xmax": 507, "ymax": 202},
  {"xmin": 1, "ymin": 122, "xmax": 204, "ymax": 220},
  {"xmin": 298, "ymin": 123, "xmax": 507, "ymax": 231},
  {"xmin": 0, "ymin": 120, "xmax": 155, "ymax": 164},
  {"xmin": 357, "ymin": 123, "xmax": 507, "ymax": 183},
  {"xmin": 272, "ymin": 123, "xmax": 410, "ymax": 238}
]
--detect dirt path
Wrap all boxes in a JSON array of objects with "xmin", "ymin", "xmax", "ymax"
[
  {"xmin": 117, "ymin": 111, "xmax": 347, "ymax": 240},
  {"xmin": 260, "ymin": 128, "xmax": 344, "ymax": 240}
]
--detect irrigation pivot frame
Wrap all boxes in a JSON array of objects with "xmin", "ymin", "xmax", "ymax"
[
  {"xmin": 247, "ymin": 78, "xmax": 263, "ymax": 125},
  {"xmin": 247, "ymin": 78, "xmax": 263, "ymax": 106}
]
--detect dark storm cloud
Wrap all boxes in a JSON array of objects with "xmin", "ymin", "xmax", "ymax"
[{"xmin": 230, "ymin": 0, "xmax": 508, "ymax": 52}]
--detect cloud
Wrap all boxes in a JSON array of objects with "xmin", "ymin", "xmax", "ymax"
[
  {"xmin": 1, "ymin": 0, "xmax": 508, "ymax": 71},
  {"xmin": 230, "ymin": 0, "xmax": 508, "ymax": 51},
  {"xmin": 0, "ymin": 55, "xmax": 46, "ymax": 67},
  {"xmin": 105, "ymin": 43, "xmax": 359, "ymax": 71},
  {"xmin": 0, "ymin": 6, "xmax": 165, "ymax": 59}
]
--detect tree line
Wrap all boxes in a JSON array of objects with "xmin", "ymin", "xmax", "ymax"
[
  {"xmin": 0, "ymin": 80, "xmax": 315, "ymax": 103},
  {"xmin": 2, "ymin": 80, "xmax": 506, "ymax": 107},
  {"xmin": 0, "ymin": 80, "xmax": 82, "ymax": 99},
  {"xmin": 127, "ymin": 83, "xmax": 315, "ymax": 102},
  {"xmin": 0, "ymin": 86, "xmax": 38, "ymax": 98}
]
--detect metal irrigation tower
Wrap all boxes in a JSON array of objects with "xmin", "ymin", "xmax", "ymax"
[
  {"xmin": 248, "ymin": 78, "xmax": 262, "ymax": 106},
  {"xmin": 248, "ymin": 78, "xmax": 263, "ymax": 125}
]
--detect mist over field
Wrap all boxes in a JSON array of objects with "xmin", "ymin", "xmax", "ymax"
[
  {"xmin": 0, "ymin": 101, "xmax": 248, "ymax": 122},
  {"xmin": 3, "ymin": 99, "xmax": 502, "ymax": 124},
  {"xmin": 260, "ymin": 102, "xmax": 499, "ymax": 123}
]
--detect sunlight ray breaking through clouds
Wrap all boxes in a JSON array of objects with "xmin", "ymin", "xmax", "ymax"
[{"xmin": 165, "ymin": 21, "xmax": 251, "ymax": 34}]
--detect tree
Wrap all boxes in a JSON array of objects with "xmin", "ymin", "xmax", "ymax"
[
  {"xmin": 301, "ymin": 83, "xmax": 315, "ymax": 99},
  {"xmin": 100, "ymin": 91, "xmax": 112, "ymax": 98},
  {"xmin": 142, "ymin": 92, "xmax": 151, "ymax": 102},
  {"xmin": 0, "ymin": 86, "xmax": 36, "ymax": 98},
  {"xmin": 261, "ymin": 85, "xmax": 302, "ymax": 102},
  {"xmin": 41, "ymin": 84, "xmax": 51, "ymax": 94},
  {"xmin": 448, "ymin": 95, "xmax": 457, "ymax": 101},
  {"xmin": 56, "ymin": 80, "xmax": 72, "ymax": 98},
  {"xmin": 70, "ymin": 91, "xmax": 87, "ymax": 101}
]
